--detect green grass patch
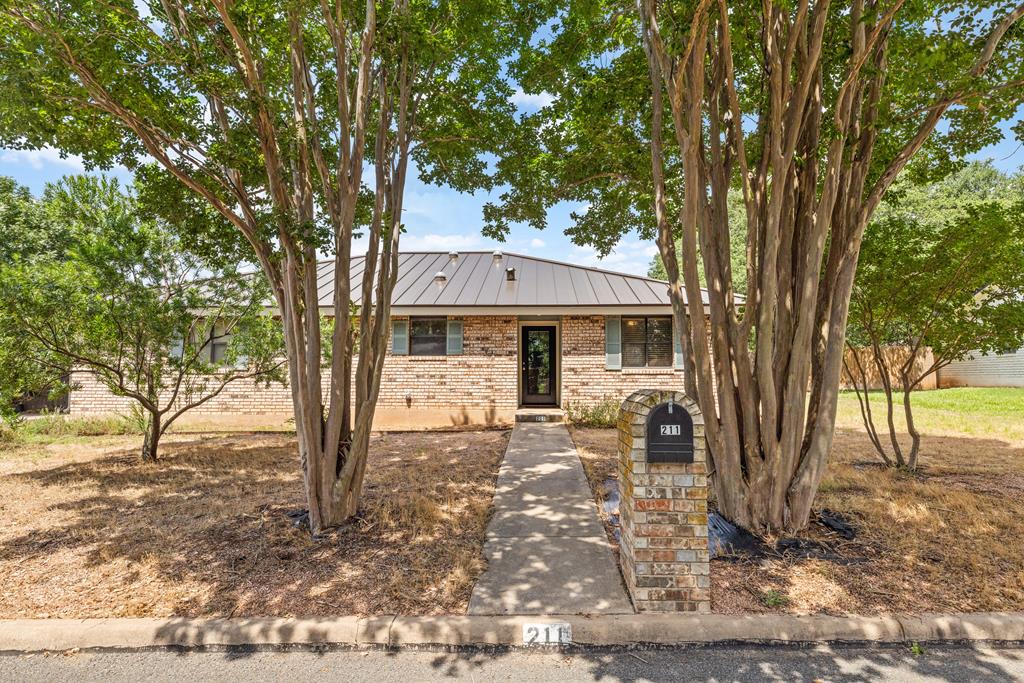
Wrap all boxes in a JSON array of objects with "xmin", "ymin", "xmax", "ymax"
[
  {"xmin": 759, "ymin": 589, "xmax": 790, "ymax": 608},
  {"xmin": 837, "ymin": 387, "xmax": 1024, "ymax": 443},
  {"xmin": 19, "ymin": 413, "xmax": 143, "ymax": 437}
]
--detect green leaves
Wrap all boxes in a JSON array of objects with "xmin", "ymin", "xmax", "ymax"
[
  {"xmin": 485, "ymin": 0, "xmax": 1024, "ymax": 255},
  {"xmin": 852, "ymin": 162, "xmax": 1024, "ymax": 370},
  {"xmin": 0, "ymin": 174, "xmax": 286, "ymax": 424}
]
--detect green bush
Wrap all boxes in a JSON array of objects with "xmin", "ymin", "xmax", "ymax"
[{"xmin": 565, "ymin": 397, "xmax": 621, "ymax": 428}]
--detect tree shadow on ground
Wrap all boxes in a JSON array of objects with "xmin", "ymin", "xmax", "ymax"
[
  {"xmin": 0, "ymin": 429, "xmax": 509, "ymax": 619},
  {"xmin": 715, "ymin": 427, "xmax": 1024, "ymax": 616},
  {"xmin": 410, "ymin": 643, "xmax": 1024, "ymax": 682},
  {"xmin": 572, "ymin": 424, "xmax": 1024, "ymax": 616}
]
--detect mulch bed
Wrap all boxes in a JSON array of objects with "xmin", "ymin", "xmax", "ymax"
[
  {"xmin": 0, "ymin": 429, "xmax": 509, "ymax": 618},
  {"xmin": 571, "ymin": 425, "xmax": 1024, "ymax": 615}
]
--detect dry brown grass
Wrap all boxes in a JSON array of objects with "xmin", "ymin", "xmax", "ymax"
[
  {"xmin": 571, "ymin": 424, "xmax": 1024, "ymax": 615},
  {"xmin": 0, "ymin": 428, "xmax": 509, "ymax": 618}
]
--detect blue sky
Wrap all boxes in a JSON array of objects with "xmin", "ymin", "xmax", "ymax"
[{"xmin": 2, "ymin": 95, "xmax": 1021, "ymax": 277}]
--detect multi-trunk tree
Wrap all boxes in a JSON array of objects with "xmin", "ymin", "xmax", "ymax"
[
  {"xmin": 1, "ymin": 0, "xmax": 525, "ymax": 531},
  {"xmin": 845, "ymin": 163, "xmax": 1024, "ymax": 470},
  {"xmin": 490, "ymin": 0, "xmax": 1024, "ymax": 533}
]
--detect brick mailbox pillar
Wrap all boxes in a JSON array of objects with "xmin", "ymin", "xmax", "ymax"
[{"xmin": 618, "ymin": 389, "xmax": 710, "ymax": 613}]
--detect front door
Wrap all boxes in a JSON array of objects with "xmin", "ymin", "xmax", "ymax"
[{"xmin": 521, "ymin": 325, "xmax": 557, "ymax": 406}]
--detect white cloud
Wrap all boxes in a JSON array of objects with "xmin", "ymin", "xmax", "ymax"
[
  {"xmin": 510, "ymin": 88, "xmax": 555, "ymax": 110},
  {"xmin": 569, "ymin": 240, "xmax": 658, "ymax": 277},
  {"xmin": 0, "ymin": 147, "xmax": 85, "ymax": 172},
  {"xmin": 530, "ymin": 238, "xmax": 546, "ymax": 248},
  {"xmin": 400, "ymin": 232, "xmax": 484, "ymax": 251}
]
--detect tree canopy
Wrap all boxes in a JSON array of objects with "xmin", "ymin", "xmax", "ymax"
[
  {"xmin": 846, "ymin": 162, "xmax": 1024, "ymax": 469},
  {"xmin": 0, "ymin": 176, "xmax": 286, "ymax": 460},
  {"xmin": 487, "ymin": 0, "xmax": 1024, "ymax": 533},
  {"xmin": 0, "ymin": 0, "xmax": 536, "ymax": 530}
]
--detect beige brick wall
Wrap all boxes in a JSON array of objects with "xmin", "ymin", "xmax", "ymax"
[
  {"xmin": 561, "ymin": 315, "xmax": 685, "ymax": 407},
  {"xmin": 68, "ymin": 371, "xmax": 295, "ymax": 415},
  {"xmin": 69, "ymin": 314, "xmax": 686, "ymax": 423},
  {"xmin": 380, "ymin": 315, "xmax": 518, "ymax": 415}
]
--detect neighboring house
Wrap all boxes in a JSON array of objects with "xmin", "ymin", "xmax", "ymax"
[
  {"xmin": 937, "ymin": 348, "xmax": 1024, "ymax": 388},
  {"xmin": 69, "ymin": 251, "xmax": 704, "ymax": 426}
]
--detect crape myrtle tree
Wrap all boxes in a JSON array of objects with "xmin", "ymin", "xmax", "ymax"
[
  {"xmin": 0, "ymin": 176, "xmax": 287, "ymax": 461},
  {"xmin": 0, "ymin": 0, "xmax": 529, "ymax": 531},
  {"xmin": 845, "ymin": 164, "xmax": 1024, "ymax": 470},
  {"xmin": 489, "ymin": 0, "xmax": 1024, "ymax": 533}
]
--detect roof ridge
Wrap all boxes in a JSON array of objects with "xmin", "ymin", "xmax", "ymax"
[{"xmin": 334, "ymin": 249, "xmax": 680, "ymax": 288}]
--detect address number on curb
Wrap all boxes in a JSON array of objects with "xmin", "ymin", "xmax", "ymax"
[{"xmin": 522, "ymin": 622, "xmax": 572, "ymax": 645}]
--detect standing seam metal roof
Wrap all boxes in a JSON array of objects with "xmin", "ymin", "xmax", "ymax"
[{"xmin": 315, "ymin": 251, "xmax": 709, "ymax": 308}]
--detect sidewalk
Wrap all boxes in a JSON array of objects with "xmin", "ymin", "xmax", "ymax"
[{"xmin": 467, "ymin": 421, "xmax": 632, "ymax": 615}]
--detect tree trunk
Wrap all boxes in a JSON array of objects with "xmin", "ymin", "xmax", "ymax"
[
  {"xmin": 140, "ymin": 413, "xmax": 160, "ymax": 462},
  {"xmin": 633, "ymin": 0, "xmax": 1022, "ymax": 533},
  {"xmin": 844, "ymin": 345, "xmax": 893, "ymax": 466},
  {"xmin": 901, "ymin": 377, "xmax": 922, "ymax": 471},
  {"xmin": 845, "ymin": 345, "xmax": 929, "ymax": 471}
]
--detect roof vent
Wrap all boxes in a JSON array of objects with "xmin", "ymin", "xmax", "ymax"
[
  {"xmin": 448, "ymin": 251, "xmax": 459, "ymax": 261},
  {"xmin": 506, "ymin": 267, "xmax": 516, "ymax": 282},
  {"xmin": 433, "ymin": 271, "xmax": 447, "ymax": 287},
  {"xmin": 492, "ymin": 250, "xmax": 503, "ymax": 263}
]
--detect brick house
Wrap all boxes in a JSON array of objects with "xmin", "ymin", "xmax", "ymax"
[{"xmin": 70, "ymin": 251, "xmax": 705, "ymax": 427}]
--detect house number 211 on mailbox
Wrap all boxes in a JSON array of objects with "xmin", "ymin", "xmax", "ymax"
[{"xmin": 646, "ymin": 400, "xmax": 695, "ymax": 464}]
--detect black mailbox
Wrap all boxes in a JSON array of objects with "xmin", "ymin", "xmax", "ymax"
[{"xmin": 646, "ymin": 400, "xmax": 694, "ymax": 464}]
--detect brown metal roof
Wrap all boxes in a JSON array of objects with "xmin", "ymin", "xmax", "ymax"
[{"xmin": 314, "ymin": 251, "xmax": 709, "ymax": 309}]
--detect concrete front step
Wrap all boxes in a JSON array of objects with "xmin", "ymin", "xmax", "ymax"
[{"xmin": 514, "ymin": 409, "xmax": 565, "ymax": 423}]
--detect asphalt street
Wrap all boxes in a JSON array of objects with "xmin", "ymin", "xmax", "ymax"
[{"xmin": 1, "ymin": 644, "xmax": 1022, "ymax": 682}]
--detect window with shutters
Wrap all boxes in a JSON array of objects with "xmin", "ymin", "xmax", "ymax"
[
  {"xmin": 409, "ymin": 316, "xmax": 448, "ymax": 356},
  {"xmin": 621, "ymin": 316, "xmax": 672, "ymax": 368}
]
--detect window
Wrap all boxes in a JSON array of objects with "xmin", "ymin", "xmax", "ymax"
[
  {"xmin": 621, "ymin": 316, "xmax": 672, "ymax": 368},
  {"xmin": 195, "ymin": 321, "xmax": 231, "ymax": 365},
  {"xmin": 409, "ymin": 317, "xmax": 447, "ymax": 356}
]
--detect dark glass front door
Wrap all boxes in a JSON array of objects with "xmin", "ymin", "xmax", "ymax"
[{"xmin": 521, "ymin": 326, "xmax": 557, "ymax": 406}]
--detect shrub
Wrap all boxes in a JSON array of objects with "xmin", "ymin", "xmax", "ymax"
[
  {"xmin": 565, "ymin": 397, "xmax": 621, "ymax": 428},
  {"xmin": 17, "ymin": 413, "xmax": 142, "ymax": 437}
]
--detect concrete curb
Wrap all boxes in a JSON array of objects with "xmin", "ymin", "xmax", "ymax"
[{"xmin": 1, "ymin": 613, "xmax": 1022, "ymax": 652}]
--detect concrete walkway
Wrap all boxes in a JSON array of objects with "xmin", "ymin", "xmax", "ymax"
[{"xmin": 468, "ymin": 421, "xmax": 633, "ymax": 615}]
